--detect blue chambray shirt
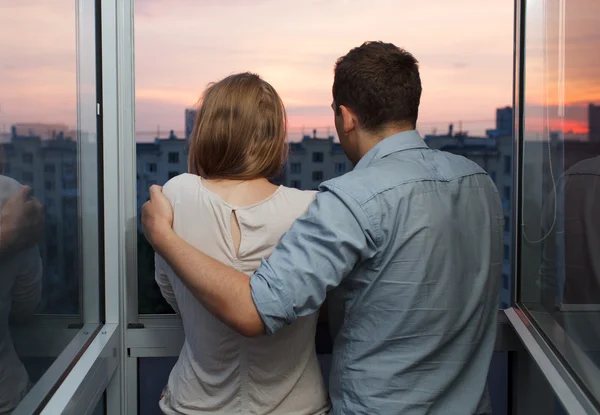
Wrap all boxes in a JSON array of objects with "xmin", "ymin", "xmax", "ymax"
[{"xmin": 251, "ymin": 130, "xmax": 503, "ymax": 415}]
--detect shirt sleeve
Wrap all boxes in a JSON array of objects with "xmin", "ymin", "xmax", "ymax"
[
  {"xmin": 250, "ymin": 183, "xmax": 379, "ymax": 335},
  {"xmin": 155, "ymin": 253, "xmax": 181, "ymax": 315}
]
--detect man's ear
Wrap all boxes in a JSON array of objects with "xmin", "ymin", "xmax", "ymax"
[{"xmin": 340, "ymin": 105, "xmax": 357, "ymax": 134}]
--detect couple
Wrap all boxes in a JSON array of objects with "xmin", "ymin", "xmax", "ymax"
[{"xmin": 143, "ymin": 41, "xmax": 503, "ymax": 415}]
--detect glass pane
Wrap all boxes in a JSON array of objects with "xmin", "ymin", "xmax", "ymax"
[
  {"xmin": 0, "ymin": 0, "xmax": 101, "ymax": 411},
  {"xmin": 520, "ymin": 0, "xmax": 600, "ymax": 404},
  {"xmin": 135, "ymin": 1, "xmax": 514, "ymax": 314}
]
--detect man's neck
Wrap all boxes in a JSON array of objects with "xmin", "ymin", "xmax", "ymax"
[{"xmin": 356, "ymin": 125, "xmax": 416, "ymax": 160}]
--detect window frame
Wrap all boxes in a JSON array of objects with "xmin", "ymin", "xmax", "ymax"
[
  {"xmin": 11, "ymin": 0, "xmax": 110, "ymax": 413},
  {"xmin": 40, "ymin": 0, "xmax": 599, "ymax": 413},
  {"xmin": 510, "ymin": 0, "xmax": 600, "ymax": 413}
]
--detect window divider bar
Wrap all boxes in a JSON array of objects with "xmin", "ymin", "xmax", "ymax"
[
  {"xmin": 39, "ymin": 324, "xmax": 119, "ymax": 415},
  {"xmin": 505, "ymin": 308, "xmax": 599, "ymax": 415}
]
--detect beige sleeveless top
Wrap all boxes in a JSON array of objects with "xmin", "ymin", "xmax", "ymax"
[{"xmin": 155, "ymin": 173, "xmax": 330, "ymax": 415}]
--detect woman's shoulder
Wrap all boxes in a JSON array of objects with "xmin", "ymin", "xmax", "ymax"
[
  {"xmin": 276, "ymin": 187, "xmax": 317, "ymax": 215},
  {"xmin": 279, "ymin": 186, "xmax": 317, "ymax": 202},
  {"xmin": 162, "ymin": 173, "xmax": 199, "ymax": 204}
]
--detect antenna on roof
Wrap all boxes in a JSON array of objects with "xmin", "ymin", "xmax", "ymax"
[{"xmin": 157, "ymin": 125, "xmax": 160, "ymax": 139}]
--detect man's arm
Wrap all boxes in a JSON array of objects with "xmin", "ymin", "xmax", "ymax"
[
  {"xmin": 143, "ymin": 183, "xmax": 378, "ymax": 337},
  {"xmin": 151, "ymin": 227, "xmax": 265, "ymax": 336}
]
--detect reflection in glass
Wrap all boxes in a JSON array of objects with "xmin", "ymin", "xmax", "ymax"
[
  {"xmin": 0, "ymin": 0, "xmax": 99, "ymax": 410},
  {"xmin": 0, "ymin": 159, "xmax": 44, "ymax": 412},
  {"xmin": 520, "ymin": 0, "xmax": 600, "ymax": 404}
]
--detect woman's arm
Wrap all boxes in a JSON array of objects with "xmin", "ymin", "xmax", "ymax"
[
  {"xmin": 155, "ymin": 253, "xmax": 181, "ymax": 315},
  {"xmin": 10, "ymin": 246, "xmax": 43, "ymax": 325}
]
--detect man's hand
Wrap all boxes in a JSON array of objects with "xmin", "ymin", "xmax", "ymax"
[
  {"xmin": 141, "ymin": 185, "xmax": 174, "ymax": 254},
  {"xmin": 0, "ymin": 186, "xmax": 45, "ymax": 258}
]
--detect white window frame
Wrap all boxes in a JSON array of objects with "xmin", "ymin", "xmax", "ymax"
[
  {"xmin": 17, "ymin": 0, "xmax": 132, "ymax": 413},
  {"xmin": 11, "ymin": 0, "xmax": 107, "ymax": 412}
]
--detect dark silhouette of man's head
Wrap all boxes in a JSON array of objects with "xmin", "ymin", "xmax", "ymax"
[{"xmin": 332, "ymin": 41, "xmax": 422, "ymax": 163}]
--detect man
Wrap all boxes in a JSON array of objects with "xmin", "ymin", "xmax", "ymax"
[{"xmin": 143, "ymin": 41, "xmax": 503, "ymax": 414}]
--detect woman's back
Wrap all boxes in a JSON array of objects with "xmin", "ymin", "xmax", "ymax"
[{"xmin": 156, "ymin": 173, "xmax": 329, "ymax": 415}]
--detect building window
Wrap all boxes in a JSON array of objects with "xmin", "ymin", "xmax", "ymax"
[
  {"xmin": 22, "ymin": 171, "xmax": 33, "ymax": 182},
  {"xmin": 63, "ymin": 179, "xmax": 77, "ymax": 190},
  {"xmin": 168, "ymin": 171, "xmax": 179, "ymax": 179},
  {"xmin": 503, "ymin": 244, "xmax": 510, "ymax": 261},
  {"xmin": 490, "ymin": 172, "xmax": 496, "ymax": 183},
  {"xmin": 146, "ymin": 162, "xmax": 157, "ymax": 173},
  {"xmin": 312, "ymin": 152, "xmax": 324, "ymax": 163},
  {"xmin": 22, "ymin": 152, "xmax": 33, "ymax": 164},
  {"xmin": 503, "ymin": 185, "xmax": 511, "ymax": 202},
  {"xmin": 45, "ymin": 164, "xmax": 56, "ymax": 173},
  {"xmin": 290, "ymin": 180, "xmax": 301, "ymax": 189},
  {"xmin": 46, "ymin": 198, "xmax": 55, "ymax": 208},
  {"xmin": 168, "ymin": 152, "xmax": 180, "ymax": 164},
  {"xmin": 45, "ymin": 180, "xmax": 54, "ymax": 191},
  {"xmin": 312, "ymin": 171, "xmax": 323, "ymax": 182},
  {"xmin": 335, "ymin": 163, "xmax": 346, "ymax": 174},
  {"xmin": 290, "ymin": 163, "xmax": 302, "ymax": 174},
  {"xmin": 504, "ymin": 216, "xmax": 510, "ymax": 233},
  {"xmin": 504, "ymin": 155, "xmax": 511, "ymax": 174},
  {"xmin": 62, "ymin": 162, "xmax": 75, "ymax": 177},
  {"xmin": 3, "ymin": 163, "xmax": 10, "ymax": 174}
]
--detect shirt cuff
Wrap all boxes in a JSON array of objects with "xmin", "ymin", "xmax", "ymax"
[{"xmin": 250, "ymin": 258, "xmax": 296, "ymax": 336}]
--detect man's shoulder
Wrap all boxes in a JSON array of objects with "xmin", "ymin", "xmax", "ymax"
[
  {"xmin": 320, "ymin": 169, "xmax": 379, "ymax": 206},
  {"xmin": 321, "ymin": 150, "xmax": 490, "ymax": 206}
]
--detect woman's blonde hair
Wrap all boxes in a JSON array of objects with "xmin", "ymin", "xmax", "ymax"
[{"xmin": 188, "ymin": 72, "xmax": 287, "ymax": 180}]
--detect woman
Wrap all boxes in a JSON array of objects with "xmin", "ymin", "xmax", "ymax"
[{"xmin": 155, "ymin": 73, "xmax": 330, "ymax": 414}]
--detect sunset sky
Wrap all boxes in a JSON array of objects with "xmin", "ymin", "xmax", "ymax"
[{"xmin": 0, "ymin": 0, "xmax": 596, "ymax": 142}]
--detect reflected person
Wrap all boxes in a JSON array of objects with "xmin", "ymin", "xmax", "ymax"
[
  {"xmin": 154, "ymin": 73, "xmax": 329, "ymax": 414},
  {"xmin": 0, "ymin": 172, "xmax": 44, "ymax": 413},
  {"xmin": 540, "ymin": 154, "xmax": 600, "ymax": 353},
  {"xmin": 143, "ymin": 42, "xmax": 503, "ymax": 415}
]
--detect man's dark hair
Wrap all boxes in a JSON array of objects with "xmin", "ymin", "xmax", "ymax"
[{"xmin": 333, "ymin": 41, "xmax": 422, "ymax": 131}]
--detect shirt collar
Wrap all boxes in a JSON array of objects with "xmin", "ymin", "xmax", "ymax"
[{"xmin": 354, "ymin": 130, "xmax": 428, "ymax": 170}]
